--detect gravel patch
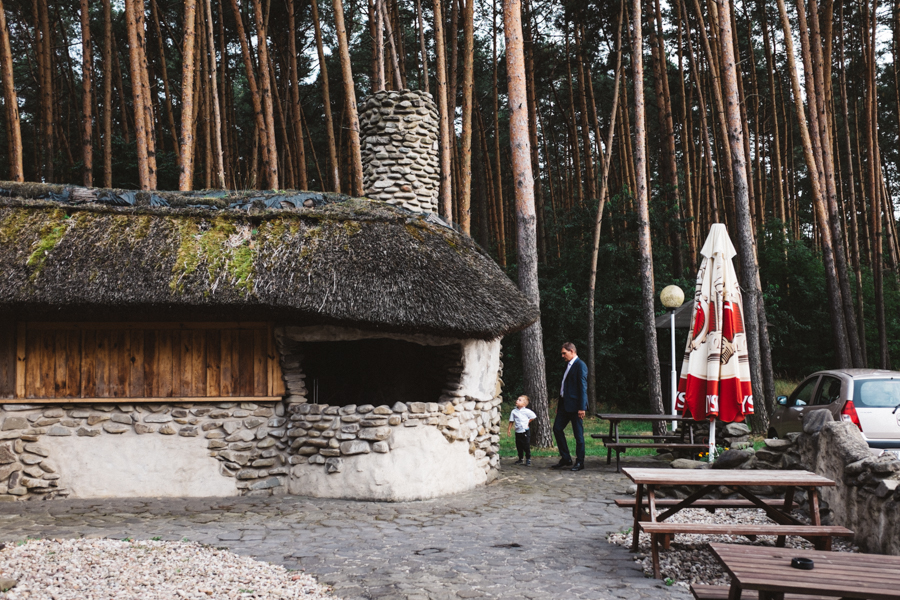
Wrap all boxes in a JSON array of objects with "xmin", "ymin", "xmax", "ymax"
[
  {"xmin": 0, "ymin": 538, "xmax": 340, "ymax": 600},
  {"xmin": 607, "ymin": 508, "xmax": 859, "ymax": 588}
]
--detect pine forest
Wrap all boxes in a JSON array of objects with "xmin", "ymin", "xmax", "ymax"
[{"xmin": 0, "ymin": 0, "xmax": 898, "ymax": 437}]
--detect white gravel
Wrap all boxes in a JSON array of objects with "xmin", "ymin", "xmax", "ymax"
[
  {"xmin": 0, "ymin": 538, "xmax": 340, "ymax": 600},
  {"xmin": 608, "ymin": 508, "xmax": 859, "ymax": 588}
]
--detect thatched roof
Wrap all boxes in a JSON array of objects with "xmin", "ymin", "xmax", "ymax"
[{"xmin": 0, "ymin": 182, "xmax": 538, "ymax": 340}]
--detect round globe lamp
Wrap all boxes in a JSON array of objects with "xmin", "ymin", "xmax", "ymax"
[
  {"xmin": 660, "ymin": 285, "xmax": 684, "ymax": 429},
  {"xmin": 660, "ymin": 285, "xmax": 685, "ymax": 309}
]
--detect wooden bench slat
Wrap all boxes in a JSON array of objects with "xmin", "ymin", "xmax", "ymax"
[
  {"xmin": 690, "ymin": 584, "xmax": 833, "ymax": 600},
  {"xmin": 640, "ymin": 523, "xmax": 853, "ymax": 536},
  {"xmin": 590, "ymin": 434, "xmax": 684, "ymax": 440},
  {"xmin": 615, "ymin": 498, "xmax": 798, "ymax": 508},
  {"xmin": 605, "ymin": 443, "xmax": 708, "ymax": 448}
]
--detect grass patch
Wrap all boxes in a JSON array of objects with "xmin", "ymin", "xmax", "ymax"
[
  {"xmin": 775, "ymin": 379, "xmax": 800, "ymax": 397},
  {"xmin": 499, "ymin": 398, "xmax": 770, "ymax": 458},
  {"xmin": 499, "ymin": 399, "xmax": 663, "ymax": 458}
]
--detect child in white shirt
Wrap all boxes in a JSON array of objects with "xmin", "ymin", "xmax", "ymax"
[{"xmin": 506, "ymin": 395, "xmax": 537, "ymax": 466}]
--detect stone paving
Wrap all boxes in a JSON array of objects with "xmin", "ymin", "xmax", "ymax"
[{"xmin": 0, "ymin": 456, "xmax": 691, "ymax": 600}]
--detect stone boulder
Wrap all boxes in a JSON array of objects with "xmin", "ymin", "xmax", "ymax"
[
  {"xmin": 802, "ymin": 409, "xmax": 834, "ymax": 434},
  {"xmin": 671, "ymin": 458, "xmax": 710, "ymax": 469},
  {"xmin": 723, "ymin": 422, "xmax": 751, "ymax": 437},
  {"xmin": 712, "ymin": 449, "xmax": 753, "ymax": 469}
]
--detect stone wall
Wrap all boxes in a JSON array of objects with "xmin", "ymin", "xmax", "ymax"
[
  {"xmin": 0, "ymin": 400, "xmax": 289, "ymax": 500},
  {"xmin": 274, "ymin": 326, "xmax": 503, "ymax": 500},
  {"xmin": 0, "ymin": 327, "xmax": 505, "ymax": 502},
  {"xmin": 359, "ymin": 89, "xmax": 440, "ymax": 214},
  {"xmin": 752, "ymin": 415, "xmax": 900, "ymax": 555}
]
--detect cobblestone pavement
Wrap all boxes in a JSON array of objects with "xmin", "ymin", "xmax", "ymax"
[{"xmin": 0, "ymin": 456, "xmax": 691, "ymax": 600}]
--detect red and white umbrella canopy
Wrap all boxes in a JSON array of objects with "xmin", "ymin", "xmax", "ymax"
[{"xmin": 675, "ymin": 224, "xmax": 753, "ymax": 423}]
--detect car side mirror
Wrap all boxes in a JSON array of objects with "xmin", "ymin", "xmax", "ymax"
[{"xmin": 777, "ymin": 396, "xmax": 788, "ymax": 406}]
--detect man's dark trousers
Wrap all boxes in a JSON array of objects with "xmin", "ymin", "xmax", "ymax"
[{"xmin": 553, "ymin": 410, "xmax": 585, "ymax": 464}]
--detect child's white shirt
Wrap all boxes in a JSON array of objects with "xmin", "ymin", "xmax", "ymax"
[{"xmin": 509, "ymin": 407, "xmax": 537, "ymax": 433}]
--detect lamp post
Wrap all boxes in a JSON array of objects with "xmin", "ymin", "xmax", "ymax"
[{"xmin": 660, "ymin": 285, "xmax": 684, "ymax": 431}]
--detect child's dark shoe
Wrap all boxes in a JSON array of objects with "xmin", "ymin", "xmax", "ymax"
[
  {"xmin": 525, "ymin": 459, "xmax": 532, "ymax": 466},
  {"xmin": 514, "ymin": 458, "xmax": 524, "ymax": 465}
]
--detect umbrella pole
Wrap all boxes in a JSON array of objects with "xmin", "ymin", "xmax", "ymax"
[
  {"xmin": 709, "ymin": 420, "xmax": 716, "ymax": 461},
  {"xmin": 670, "ymin": 309, "xmax": 678, "ymax": 432}
]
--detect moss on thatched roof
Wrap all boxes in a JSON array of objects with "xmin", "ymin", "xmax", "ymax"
[{"xmin": 0, "ymin": 182, "xmax": 538, "ymax": 340}]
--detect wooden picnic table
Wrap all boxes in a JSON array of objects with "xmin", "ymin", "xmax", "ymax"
[
  {"xmin": 707, "ymin": 542, "xmax": 900, "ymax": 599},
  {"xmin": 593, "ymin": 413, "xmax": 707, "ymax": 471},
  {"xmin": 620, "ymin": 468, "xmax": 853, "ymax": 579}
]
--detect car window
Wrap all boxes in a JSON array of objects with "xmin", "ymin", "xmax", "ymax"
[
  {"xmin": 854, "ymin": 379, "xmax": 900, "ymax": 408},
  {"xmin": 789, "ymin": 377, "xmax": 818, "ymax": 407},
  {"xmin": 814, "ymin": 376, "xmax": 842, "ymax": 406}
]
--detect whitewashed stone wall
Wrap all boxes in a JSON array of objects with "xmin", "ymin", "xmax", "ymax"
[
  {"xmin": 275, "ymin": 326, "xmax": 503, "ymax": 500},
  {"xmin": 0, "ymin": 327, "xmax": 505, "ymax": 502},
  {"xmin": 0, "ymin": 400, "xmax": 288, "ymax": 500},
  {"xmin": 359, "ymin": 89, "xmax": 440, "ymax": 213}
]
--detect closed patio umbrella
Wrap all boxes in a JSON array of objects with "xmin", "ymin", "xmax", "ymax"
[{"xmin": 675, "ymin": 224, "xmax": 753, "ymax": 458}]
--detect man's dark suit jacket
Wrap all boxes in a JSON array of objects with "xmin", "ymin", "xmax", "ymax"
[{"xmin": 561, "ymin": 357, "xmax": 589, "ymax": 413}]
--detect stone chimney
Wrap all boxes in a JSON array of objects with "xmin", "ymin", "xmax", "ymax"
[{"xmin": 359, "ymin": 89, "xmax": 440, "ymax": 214}]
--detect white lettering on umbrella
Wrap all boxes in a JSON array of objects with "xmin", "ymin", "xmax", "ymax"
[{"xmin": 707, "ymin": 394, "xmax": 719, "ymax": 413}]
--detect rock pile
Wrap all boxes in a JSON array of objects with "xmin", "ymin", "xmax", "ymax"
[{"xmin": 359, "ymin": 89, "xmax": 440, "ymax": 214}]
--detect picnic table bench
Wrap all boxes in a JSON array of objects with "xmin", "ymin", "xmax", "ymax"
[
  {"xmin": 615, "ymin": 497, "xmax": 800, "ymax": 521},
  {"xmin": 690, "ymin": 584, "xmax": 833, "ymax": 600},
  {"xmin": 621, "ymin": 468, "xmax": 854, "ymax": 579},
  {"xmin": 705, "ymin": 542, "xmax": 900, "ymax": 599},
  {"xmin": 592, "ymin": 413, "xmax": 708, "ymax": 472}
]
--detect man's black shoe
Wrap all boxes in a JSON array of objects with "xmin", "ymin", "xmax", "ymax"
[
  {"xmin": 550, "ymin": 459, "xmax": 573, "ymax": 469},
  {"xmin": 570, "ymin": 463, "xmax": 585, "ymax": 472}
]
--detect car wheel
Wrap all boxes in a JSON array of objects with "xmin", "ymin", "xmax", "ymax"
[{"xmin": 767, "ymin": 428, "xmax": 778, "ymax": 439}]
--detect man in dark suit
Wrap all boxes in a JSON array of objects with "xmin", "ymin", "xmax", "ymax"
[{"xmin": 552, "ymin": 342, "xmax": 588, "ymax": 471}]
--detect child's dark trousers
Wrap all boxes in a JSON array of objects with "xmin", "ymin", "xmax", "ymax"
[{"xmin": 515, "ymin": 430, "xmax": 531, "ymax": 460}]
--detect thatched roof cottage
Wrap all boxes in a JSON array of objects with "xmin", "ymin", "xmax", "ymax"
[{"xmin": 0, "ymin": 90, "xmax": 538, "ymax": 501}]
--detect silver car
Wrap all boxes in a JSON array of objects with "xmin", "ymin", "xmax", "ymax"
[{"xmin": 770, "ymin": 369, "xmax": 900, "ymax": 451}]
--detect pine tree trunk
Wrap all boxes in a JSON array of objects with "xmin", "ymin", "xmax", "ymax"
[
  {"xmin": 36, "ymin": 0, "xmax": 54, "ymax": 182},
  {"xmin": 807, "ymin": 0, "xmax": 863, "ymax": 366},
  {"xmin": 631, "ymin": 0, "xmax": 666, "ymax": 435},
  {"xmin": 332, "ymin": 0, "xmax": 364, "ymax": 196},
  {"xmin": 286, "ymin": 0, "xmax": 308, "ymax": 189},
  {"xmin": 503, "ymin": 0, "xmax": 550, "ymax": 448},
  {"xmin": 133, "ymin": 0, "xmax": 157, "ymax": 188},
  {"xmin": 716, "ymin": 0, "xmax": 769, "ymax": 432},
  {"xmin": 564, "ymin": 29, "xmax": 582, "ymax": 204},
  {"xmin": 684, "ymin": 4, "xmax": 720, "ymax": 224},
  {"xmin": 416, "ymin": 0, "xmax": 429, "ymax": 92},
  {"xmin": 250, "ymin": 0, "xmax": 278, "ymax": 189},
  {"xmin": 433, "ymin": 0, "xmax": 452, "ymax": 220},
  {"xmin": 79, "ymin": 0, "xmax": 93, "ymax": 186},
  {"xmin": 838, "ymin": 9, "xmax": 867, "ymax": 365},
  {"xmin": 0, "ymin": 0, "xmax": 23, "ymax": 181},
  {"xmin": 149, "ymin": 0, "xmax": 180, "ymax": 160},
  {"xmin": 780, "ymin": 0, "xmax": 852, "ymax": 367},
  {"xmin": 370, "ymin": 0, "xmax": 384, "ymax": 91},
  {"xmin": 491, "ymin": 0, "xmax": 504, "ymax": 263},
  {"xmin": 228, "ymin": 0, "xmax": 271, "ymax": 190},
  {"xmin": 124, "ymin": 0, "xmax": 151, "ymax": 189},
  {"xmin": 574, "ymin": 26, "xmax": 596, "ymax": 201},
  {"xmin": 587, "ymin": 0, "xmax": 623, "ymax": 414},
  {"xmin": 458, "ymin": 0, "xmax": 474, "ymax": 234},
  {"xmin": 204, "ymin": 0, "xmax": 226, "ymax": 188},
  {"xmin": 378, "ymin": 0, "xmax": 403, "ymax": 89},
  {"xmin": 310, "ymin": 0, "xmax": 340, "ymax": 193},
  {"xmin": 178, "ymin": 0, "xmax": 198, "ymax": 190}
]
